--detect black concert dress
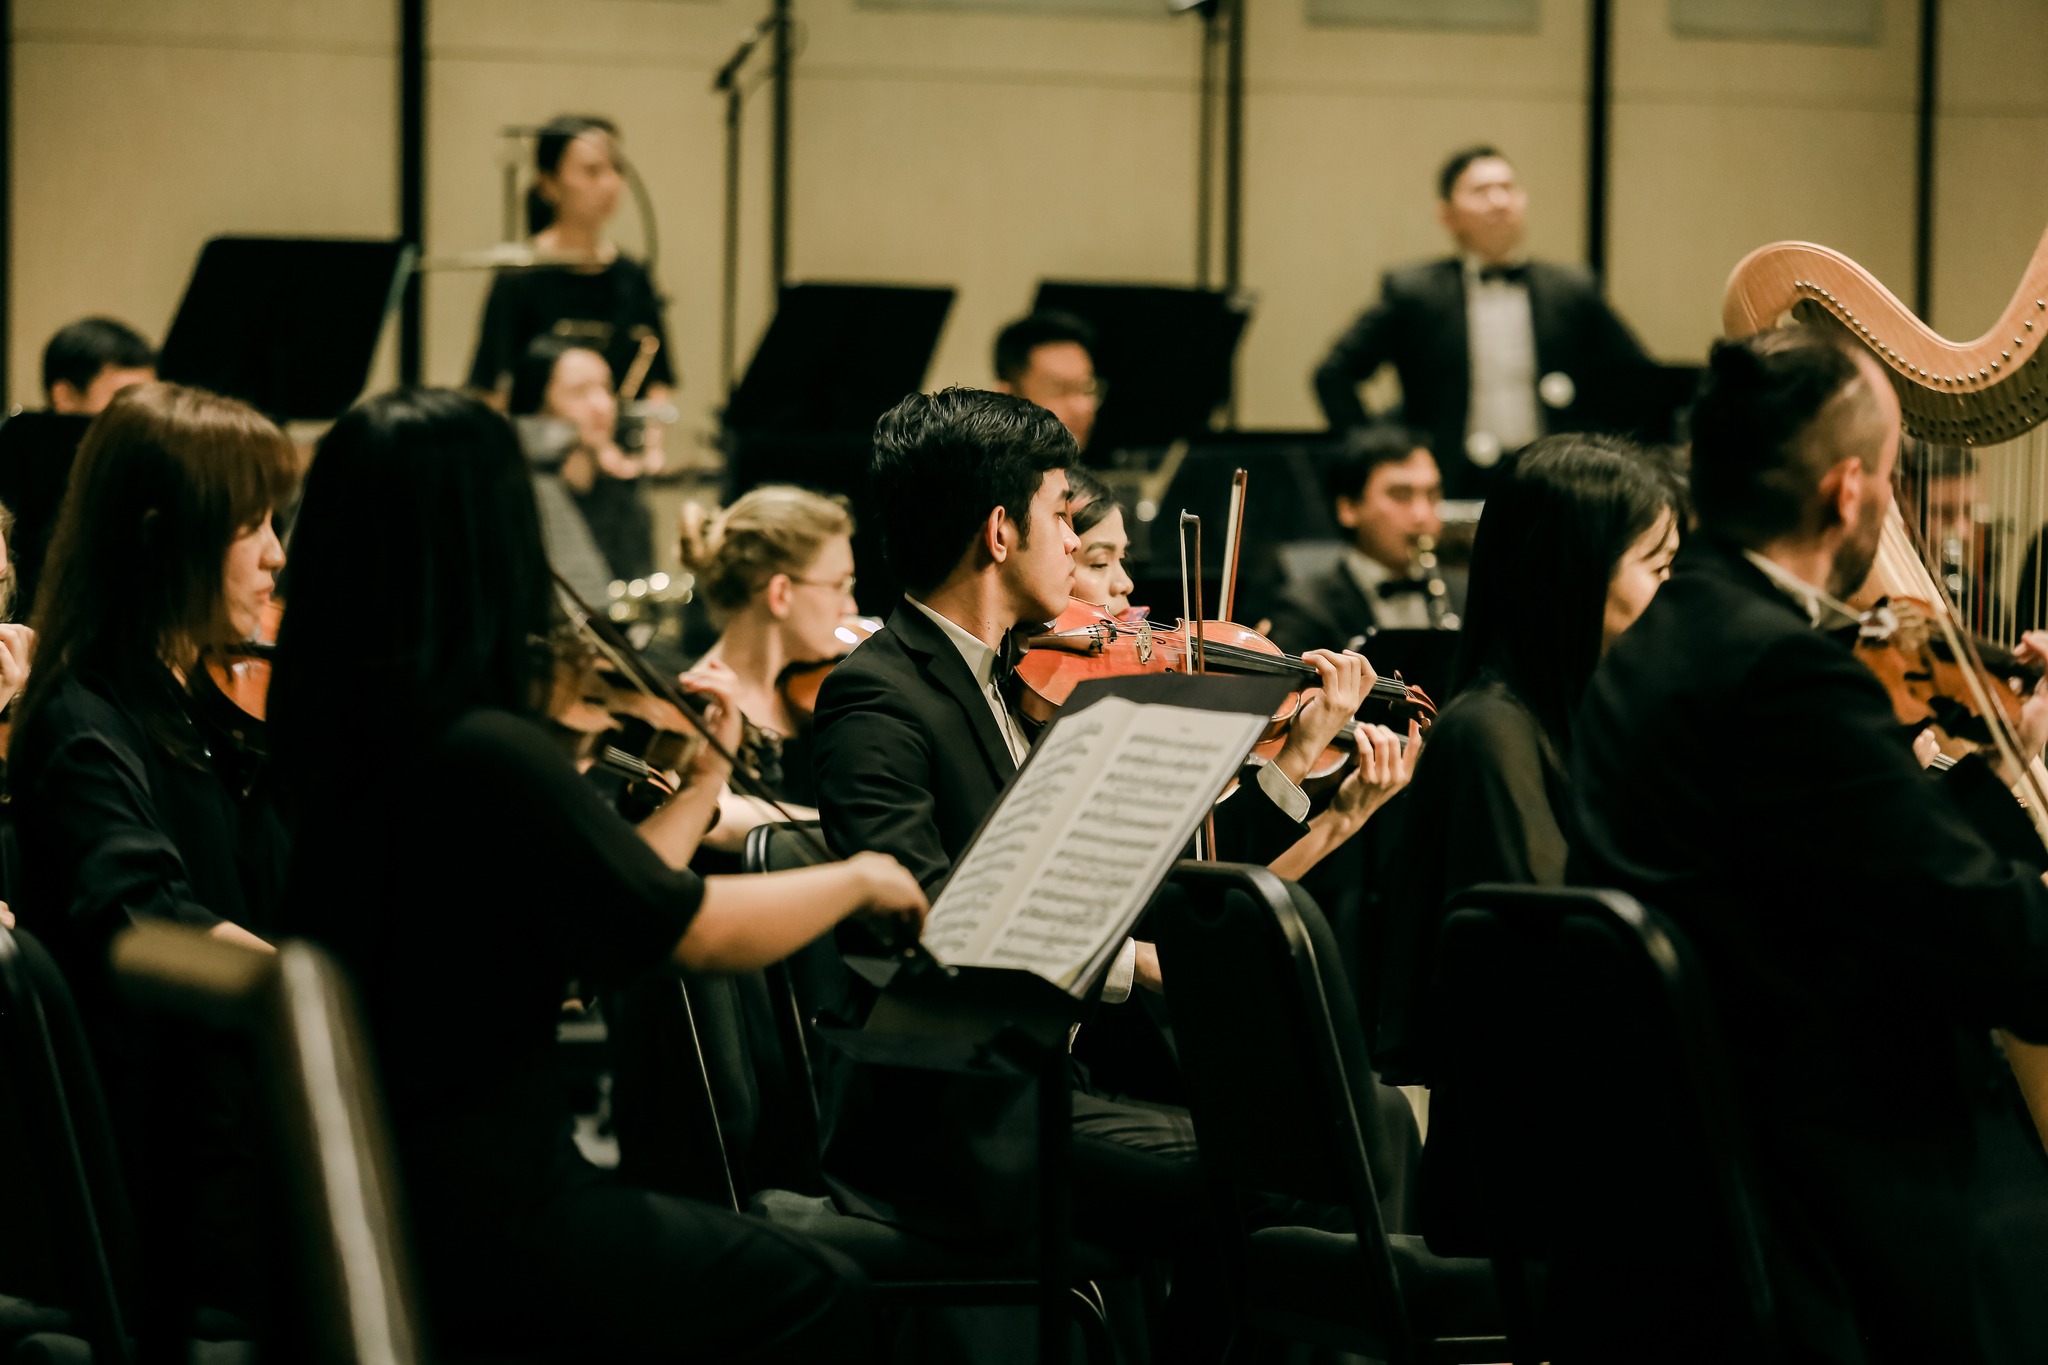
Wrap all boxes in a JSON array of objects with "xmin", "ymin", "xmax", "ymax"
[{"xmin": 467, "ymin": 256, "xmax": 675, "ymax": 397}]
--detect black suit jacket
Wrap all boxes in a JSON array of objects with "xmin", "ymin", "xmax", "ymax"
[
  {"xmin": 813, "ymin": 600, "xmax": 1311, "ymax": 895},
  {"xmin": 1313, "ymin": 258, "xmax": 1649, "ymax": 498},
  {"xmin": 1571, "ymin": 536, "xmax": 2048, "ymax": 1363}
]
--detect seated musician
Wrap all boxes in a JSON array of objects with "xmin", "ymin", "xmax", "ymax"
[
  {"xmin": 41, "ymin": 316, "xmax": 156, "ymax": 415},
  {"xmin": 1373, "ymin": 433, "xmax": 1680, "ymax": 1080},
  {"xmin": 810, "ymin": 387, "xmax": 1410, "ymax": 1358},
  {"xmin": 1573, "ymin": 327, "xmax": 2048, "ymax": 1362},
  {"xmin": 0, "ymin": 498, "xmax": 34, "ymax": 717},
  {"xmin": 511, "ymin": 332, "xmax": 656, "ymax": 581},
  {"xmin": 1265, "ymin": 423, "xmax": 1462, "ymax": 657},
  {"xmin": 677, "ymin": 483, "xmax": 859, "ymax": 831},
  {"xmin": 269, "ymin": 389, "xmax": 925, "ymax": 1363},
  {"xmin": 9, "ymin": 384, "xmax": 294, "ymax": 1335},
  {"xmin": 1062, "ymin": 466, "xmax": 1136, "ymax": 618},
  {"xmin": 469, "ymin": 114, "xmax": 675, "ymax": 461},
  {"xmin": 992, "ymin": 309, "xmax": 1102, "ymax": 450}
]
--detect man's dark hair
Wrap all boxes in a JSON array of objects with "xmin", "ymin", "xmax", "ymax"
[
  {"xmin": 1438, "ymin": 145, "xmax": 1506, "ymax": 201},
  {"xmin": 993, "ymin": 311, "xmax": 1097, "ymax": 386},
  {"xmin": 1688, "ymin": 327, "xmax": 1879, "ymax": 548},
  {"xmin": 1324, "ymin": 423, "xmax": 1431, "ymax": 506},
  {"xmin": 870, "ymin": 387, "xmax": 1076, "ymax": 595},
  {"xmin": 41, "ymin": 317, "xmax": 155, "ymax": 399},
  {"xmin": 1454, "ymin": 433, "xmax": 1680, "ymax": 754}
]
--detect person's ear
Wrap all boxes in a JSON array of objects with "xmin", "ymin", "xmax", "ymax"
[
  {"xmin": 1334, "ymin": 495, "xmax": 1362, "ymax": 531},
  {"xmin": 1818, "ymin": 457, "xmax": 1859, "ymax": 532},
  {"xmin": 765, "ymin": 572, "xmax": 793, "ymax": 619},
  {"xmin": 48, "ymin": 380, "xmax": 82, "ymax": 414},
  {"xmin": 983, "ymin": 506, "xmax": 1011, "ymax": 564},
  {"xmin": 1434, "ymin": 198, "xmax": 1455, "ymax": 234}
]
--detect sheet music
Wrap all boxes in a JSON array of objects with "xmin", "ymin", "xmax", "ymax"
[{"xmin": 922, "ymin": 698, "xmax": 1266, "ymax": 993}]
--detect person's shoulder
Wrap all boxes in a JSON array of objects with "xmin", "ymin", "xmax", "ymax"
[
  {"xmin": 1436, "ymin": 679, "xmax": 1544, "ymax": 750},
  {"xmin": 815, "ymin": 627, "xmax": 921, "ymax": 714},
  {"xmin": 1384, "ymin": 258, "xmax": 1460, "ymax": 296},
  {"xmin": 434, "ymin": 707, "xmax": 563, "ymax": 771}
]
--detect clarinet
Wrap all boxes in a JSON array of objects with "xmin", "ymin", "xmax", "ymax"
[{"xmin": 1415, "ymin": 533, "xmax": 1458, "ymax": 630}]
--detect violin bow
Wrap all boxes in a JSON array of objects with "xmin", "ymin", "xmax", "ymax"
[
  {"xmin": 551, "ymin": 571, "xmax": 838, "ymax": 866},
  {"xmin": 1217, "ymin": 467, "xmax": 1248, "ymax": 623}
]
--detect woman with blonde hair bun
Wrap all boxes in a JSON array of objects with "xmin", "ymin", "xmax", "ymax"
[{"xmin": 679, "ymin": 485, "xmax": 859, "ymax": 833}]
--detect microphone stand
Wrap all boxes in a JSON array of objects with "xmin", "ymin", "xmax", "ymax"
[{"xmin": 716, "ymin": 16, "xmax": 783, "ymax": 399}]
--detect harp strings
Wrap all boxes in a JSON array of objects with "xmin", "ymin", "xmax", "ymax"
[{"xmin": 1901, "ymin": 426, "xmax": 2048, "ymax": 650}]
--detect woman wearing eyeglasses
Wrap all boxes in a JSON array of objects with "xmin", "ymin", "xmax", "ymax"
[{"xmin": 678, "ymin": 486, "xmax": 862, "ymax": 839}]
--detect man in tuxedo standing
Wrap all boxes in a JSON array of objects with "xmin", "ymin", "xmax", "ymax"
[
  {"xmin": 1572, "ymin": 326, "xmax": 2048, "ymax": 1363},
  {"xmin": 1314, "ymin": 146, "xmax": 1649, "ymax": 499}
]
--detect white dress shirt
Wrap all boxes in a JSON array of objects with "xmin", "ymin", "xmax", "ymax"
[
  {"xmin": 905, "ymin": 597, "xmax": 1139, "ymax": 1001},
  {"xmin": 1462, "ymin": 255, "xmax": 1541, "ymax": 465},
  {"xmin": 1343, "ymin": 547, "xmax": 1433, "ymax": 631}
]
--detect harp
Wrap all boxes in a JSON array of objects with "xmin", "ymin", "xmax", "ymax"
[{"xmin": 1724, "ymin": 225, "xmax": 2048, "ymax": 1146}]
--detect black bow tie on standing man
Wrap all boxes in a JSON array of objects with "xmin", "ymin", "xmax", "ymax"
[{"xmin": 1477, "ymin": 262, "xmax": 1529, "ymax": 285}]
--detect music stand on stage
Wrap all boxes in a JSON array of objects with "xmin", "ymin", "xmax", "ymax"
[
  {"xmin": 157, "ymin": 236, "xmax": 414, "ymax": 423},
  {"xmin": 1031, "ymin": 281, "xmax": 1250, "ymax": 453},
  {"xmin": 723, "ymin": 283, "xmax": 955, "ymax": 613}
]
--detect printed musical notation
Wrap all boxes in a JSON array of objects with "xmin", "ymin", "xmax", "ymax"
[{"xmin": 921, "ymin": 698, "xmax": 1265, "ymax": 992}]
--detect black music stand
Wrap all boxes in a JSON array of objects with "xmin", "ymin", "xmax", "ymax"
[
  {"xmin": 1031, "ymin": 281, "xmax": 1250, "ymax": 453},
  {"xmin": 0, "ymin": 412, "xmax": 92, "ymax": 611},
  {"xmin": 157, "ymin": 236, "xmax": 413, "ymax": 422},
  {"xmin": 724, "ymin": 282, "xmax": 954, "ymax": 434},
  {"xmin": 723, "ymin": 283, "xmax": 954, "ymax": 613}
]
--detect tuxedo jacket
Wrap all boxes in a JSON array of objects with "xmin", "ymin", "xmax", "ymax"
[
  {"xmin": 1264, "ymin": 561, "xmax": 1469, "ymax": 655},
  {"xmin": 1570, "ymin": 535, "xmax": 2048, "ymax": 1363},
  {"xmin": 1313, "ymin": 258, "xmax": 1649, "ymax": 498},
  {"xmin": 812, "ymin": 601, "xmax": 1310, "ymax": 896}
]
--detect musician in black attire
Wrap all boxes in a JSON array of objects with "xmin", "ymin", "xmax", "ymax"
[
  {"xmin": 1264, "ymin": 424, "xmax": 1466, "ymax": 684},
  {"xmin": 469, "ymin": 116, "xmax": 675, "ymax": 460},
  {"xmin": 511, "ymin": 333, "xmax": 656, "ymax": 581},
  {"xmin": 1313, "ymin": 146, "xmax": 1650, "ymax": 498},
  {"xmin": 1373, "ymin": 433, "xmax": 1680, "ymax": 1079},
  {"xmin": 269, "ymin": 389, "xmax": 927, "ymax": 1363},
  {"xmin": 810, "ymin": 388, "xmax": 1408, "ymax": 1360},
  {"xmin": 1573, "ymin": 328, "xmax": 2048, "ymax": 1363},
  {"xmin": 8, "ymin": 383, "xmax": 295, "ymax": 1337}
]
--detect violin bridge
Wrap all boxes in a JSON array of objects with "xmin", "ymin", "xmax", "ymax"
[{"xmin": 1136, "ymin": 621, "xmax": 1154, "ymax": 665}]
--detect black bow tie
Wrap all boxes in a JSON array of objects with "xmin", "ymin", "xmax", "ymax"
[
  {"xmin": 1377, "ymin": 577, "xmax": 1430, "ymax": 600},
  {"xmin": 1477, "ymin": 262, "xmax": 1529, "ymax": 285}
]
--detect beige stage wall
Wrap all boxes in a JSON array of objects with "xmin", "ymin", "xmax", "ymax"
[{"xmin": 9, "ymin": 0, "xmax": 2048, "ymax": 438}]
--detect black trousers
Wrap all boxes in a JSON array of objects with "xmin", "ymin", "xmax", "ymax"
[{"xmin": 416, "ymin": 1143, "xmax": 877, "ymax": 1364}]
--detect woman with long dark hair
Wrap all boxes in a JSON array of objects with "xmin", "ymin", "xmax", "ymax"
[
  {"xmin": 8, "ymin": 382, "xmax": 298, "ymax": 1331},
  {"xmin": 1374, "ymin": 433, "xmax": 1682, "ymax": 1081},
  {"xmin": 511, "ymin": 332, "xmax": 656, "ymax": 582},
  {"xmin": 270, "ymin": 389, "xmax": 921, "ymax": 1362}
]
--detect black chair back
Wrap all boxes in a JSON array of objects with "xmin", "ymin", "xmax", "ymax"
[
  {"xmin": 0, "ymin": 923, "xmax": 136, "ymax": 1364},
  {"xmin": 1430, "ymin": 884, "xmax": 1779, "ymax": 1362},
  {"xmin": 111, "ymin": 922, "xmax": 426, "ymax": 1365},
  {"xmin": 1151, "ymin": 863, "xmax": 1422, "ymax": 1345}
]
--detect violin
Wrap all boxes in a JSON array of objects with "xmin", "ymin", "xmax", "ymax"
[
  {"xmin": 775, "ymin": 616, "xmax": 884, "ymax": 727},
  {"xmin": 1855, "ymin": 595, "xmax": 2042, "ymax": 751}
]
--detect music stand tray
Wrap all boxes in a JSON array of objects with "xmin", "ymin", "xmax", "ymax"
[{"xmin": 157, "ymin": 235, "xmax": 413, "ymax": 423}]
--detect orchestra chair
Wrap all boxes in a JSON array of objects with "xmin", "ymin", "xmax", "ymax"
[
  {"xmin": 1150, "ymin": 862, "xmax": 1505, "ymax": 1365},
  {"xmin": 1429, "ymin": 885, "xmax": 1780, "ymax": 1365},
  {"xmin": 0, "ymin": 923, "xmax": 134, "ymax": 1364},
  {"xmin": 110, "ymin": 922, "xmax": 427, "ymax": 1365},
  {"xmin": 607, "ymin": 819, "xmax": 1127, "ymax": 1364}
]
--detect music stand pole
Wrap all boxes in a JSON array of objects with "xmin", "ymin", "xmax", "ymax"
[{"xmin": 721, "ymin": 81, "xmax": 743, "ymax": 398}]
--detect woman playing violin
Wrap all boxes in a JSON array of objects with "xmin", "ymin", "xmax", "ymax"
[
  {"xmin": 678, "ymin": 484, "xmax": 861, "ymax": 830},
  {"xmin": 8, "ymin": 383, "xmax": 296, "ymax": 1335},
  {"xmin": 1375, "ymin": 432, "xmax": 1683, "ymax": 1082},
  {"xmin": 270, "ymin": 390, "xmax": 921, "ymax": 1363},
  {"xmin": 1063, "ymin": 466, "xmax": 1136, "ymax": 619}
]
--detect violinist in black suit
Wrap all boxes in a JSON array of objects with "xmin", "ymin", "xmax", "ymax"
[
  {"xmin": 810, "ymin": 388, "xmax": 1407, "ymax": 1360},
  {"xmin": 1313, "ymin": 146, "xmax": 1650, "ymax": 499},
  {"xmin": 1572, "ymin": 327, "xmax": 2048, "ymax": 1364}
]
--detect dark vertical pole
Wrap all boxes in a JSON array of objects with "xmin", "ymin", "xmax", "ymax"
[
  {"xmin": 1220, "ymin": 0, "xmax": 1245, "ymax": 293},
  {"xmin": 1195, "ymin": 8, "xmax": 1217, "ymax": 287},
  {"xmin": 2, "ymin": 0, "xmax": 12, "ymax": 409},
  {"xmin": 1585, "ymin": 0, "xmax": 1611, "ymax": 277},
  {"xmin": 398, "ymin": 0, "xmax": 426, "ymax": 385},
  {"xmin": 1913, "ymin": 0, "xmax": 1939, "ymax": 321},
  {"xmin": 769, "ymin": 0, "xmax": 792, "ymax": 292}
]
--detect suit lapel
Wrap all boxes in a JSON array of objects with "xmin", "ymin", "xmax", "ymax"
[
  {"xmin": 887, "ymin": 604, "xmax": 1018, "ymax": 786},
  {"xmin": 1432, "ymin": 259, "xmax": 1471, "ymax": 398},
  {"xmin": 1525, "ymin": 262, "xmax": 1570, "ymax": 377}
]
